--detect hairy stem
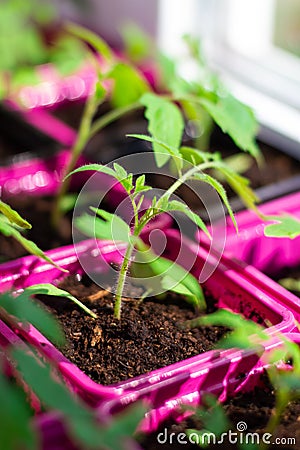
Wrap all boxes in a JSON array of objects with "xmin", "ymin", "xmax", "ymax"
[
  {"xmin": 136, "ymin": 160, "xmax": 218, "ymax": 232},
  {"xmin": 113, "ymin": 160, "xmax": 219, "ymax": 316},
  {"xmin": 160, "ymin": 160, "xmax": 217, "ymax": 200},
  {"xmin": 114, "ymin": 242, "xmax": 135, "ymax": 320},
  {"xmin": 113, "ymin": 190, "xmax": 142, "ymax": 319}
]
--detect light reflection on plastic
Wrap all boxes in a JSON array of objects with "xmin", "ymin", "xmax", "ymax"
[
  {"xmin": 63, "ymin": 76, "xmax": 86, "ymax": 100},
  {"xmin": 21, "ymin": 174, "xmax": 37, "ymax": 191},
  {"xmin": 19, "ymin": 75, "xmax": 93, "ymax": 109},
  {"xmin": 4, "ymin": 178, "xmax": 21, "ymax": 195},
  {"xmin": 33, "ymin": 171, "xmax": 50, "ymax": 188},
  {"xmin": 39, "ymin": 82, "xmax": 59, "ymax": 106}
]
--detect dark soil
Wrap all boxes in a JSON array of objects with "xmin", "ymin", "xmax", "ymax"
[
  {"xmin": 139, "ymin": 374, "xmax": 300, "ymax": 449},
  {"xmin": 273, "ymin": 267, "xmax": 300, "ymax": 308},
  {"xmin": 0, "ymin": 104, "xmax": 61, "ymax": 164},
  {"xmin": 51, "ymin": 101, "xmax": 149, "ymax": 164},
  {"xmin": 38, "ymin": 273, "xmax": 228, "ymax": 385},
  {"xmin": 240, "ymin": 144, "xmax": 300, "ymax": 191}
]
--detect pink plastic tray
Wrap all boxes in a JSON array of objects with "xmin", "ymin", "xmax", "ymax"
[
  {"xmin": 0, "ymin": 102, "xmax": 80, "ymax": 197},
  {"xmin": 0, "ymin": 230, "xmax": 296, "ymax": 433},
  {"xmin": 202, "ymin": 192, "xmax": 300, "ymax": 323},
  {"xmin": 24, "ymin": 335, "xmax": 300, "ymax": 449},
  {"xmin": 13, "ymin": 62, "xmax": 96, "ymax": 110}
]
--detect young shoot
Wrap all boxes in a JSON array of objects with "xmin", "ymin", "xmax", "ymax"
[
  {"xmin": 66, "ymin": 124, "xmax": 260, "ymax": 320},
  {"xmin": 52, "ymin": 23, "xmax": 263, "ymax": 231}
]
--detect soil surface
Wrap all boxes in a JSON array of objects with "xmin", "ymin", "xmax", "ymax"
[
  {"xmin": 139, "ymin": 374, "xmax": 300, "ymax": 449},
  {"xmin": 0, "ymin": 104, "xmax": 61, "ymax": 164},
  {"xmin": 38, "ymin": 273, "xmax": 228, "ymax": 385}
]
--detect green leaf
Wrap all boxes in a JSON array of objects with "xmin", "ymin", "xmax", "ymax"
[
  {"xmin": 161, "ymin": 274, "xmax": 204, "ymax": 310},
  {"xmin": 59, "ymin": 193, "xmax": 78, "ymax": 214},
  {"xmin": 0, "ymin": 216, "xmax": 66, "ymax": 272},
  {"xmin": 65, "ymin": 21, "xmax": 113, "ymax": 63},
  {"xmin": 24, "ymin": 283, "xmax": 97, "ymax": 319},
  {"xmin": 183, "ymin": 34, "xmax": 207, "ymax": 66},
  {"xmin": 121, "ymin": 22, "xmax": 152, "ymax": 62},
  {"xmin": 200, "ymin": 91, "xmax": 261, "ymax": 160},
  {"xmin": 192, "ymin": 173, "xmax": 237, "ymax": 232},
  {"xmin": 180, "ymin": 146, "xmax": 221, "ymax": 167},
  {"xmin": 190, "ymin": 310, "xmax": 268, "ymax": 350},
  {"xmin": 263, "ymin": 214, "xmax": 300, "ymax": 239},
  {"xmin": 279, "ymin": 277, "xmax": 300, "ymax": 292},
  {"xmin": 216, "ymin": 164, "xmax": 259, "ymax": 212},
  {"xmin": 48, "ymin": 35, "xmax": 87, "ymax": 76},
  {"xmin": 157, "ymin": 52, "xmax": 177, "ymax": 86},
  {"xmin": 159, "ymin": 199, "xmax": 211, "ymax": 238},
  {"xmin": 11, "ymin": 349, "xmax": 146, "ymax": 450},
  {"xmin": 140, "ymin": 92, "xmax": 185, "ymax": 167},
  {"xmin": 94, "ymin": 80, "xmax": 107, "ymax": 102},
  {"xmin": 65, "ymin": 163, "xmax": 117, "ymax": 181},
  {"xmin": 66, "ymin": 163, "xmax": 133, "ymax": 194},
  {"xmin": 135, "ymin": 174, "xmax": 152, "ymax": 194},
  {"xmin": 99, "ymin": 403, "xmax": 147, "ymax": 450},
  {"xmin": 113, "ymin": 163, "xmax": 128, "ymax": 180},
  {"xmin": 128, "ymin": 133, "xmax": 183, "ymax": 173},
  {"xmin": 11, "ymin": 349, "xmax": 101, "ymax": 448},
  {"xmin": 267, "ymin": 335, "xmax": 300, "ymax": 372},
  {"xmin": 194, "ymin": 394, "xmax": 231, "ymax": 437},
  {"xmin": 75, "ymin": 208, "xmax": 131, "ymax": 244},
  {"xmin": 180, "ymin": 146, "xmax": 209, "ymax": 165},
  {"xmin": 186, "ymin": 394, "xmax": 230, "ymax": 448},
  {"xmin": 109, "ymin": 62, "xmax": 150, "ymax": 108},
  {"xmin": 11, "ymin": 66, "xmax": 40, "ymax": 88},
  {"xmin": 0, "ymin": 290, "xmax": 65, "ymax": 346},
  {"xmin": 223, "ymin": 153, "xmax": 254, "ymax": 175},
  {"xmin": 132, "ymin": 241, "xmax": 205, "ymax": 310},
  {"xmin": 0, "ymin": 200, "xmax": 31, "ymax": 229},
  {"xmin": 0, "ymin": 370, "xmax": 37, "ymax": 450},
  {"xmin": 128, "ymin": 133, "xmax": 180, "ymax": 156}
]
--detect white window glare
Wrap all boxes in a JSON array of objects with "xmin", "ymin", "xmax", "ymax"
[
  {"xmin": 224, "ymin": 0, "xmax": 275, "ymax": 56},
  {"xmin": 157, "ymin": 0, "xmax": 200, "ymax": 58}
]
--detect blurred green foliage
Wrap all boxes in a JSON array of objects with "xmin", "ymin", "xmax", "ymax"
[{"xmin": 0, "ymin": 0, "xmax": 87, "ymax": 96}]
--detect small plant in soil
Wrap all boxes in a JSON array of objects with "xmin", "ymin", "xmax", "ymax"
[
  {"xmin": 68, "ymin": 125, "xmax": 260, "ymax": 321},
  {"xmin": 51, "ymin": 22, "xmax": 262, "ymax": 230},
  {"xmin": 52, "ymin": 27, "xmax": 269, "ymax": 323}
]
